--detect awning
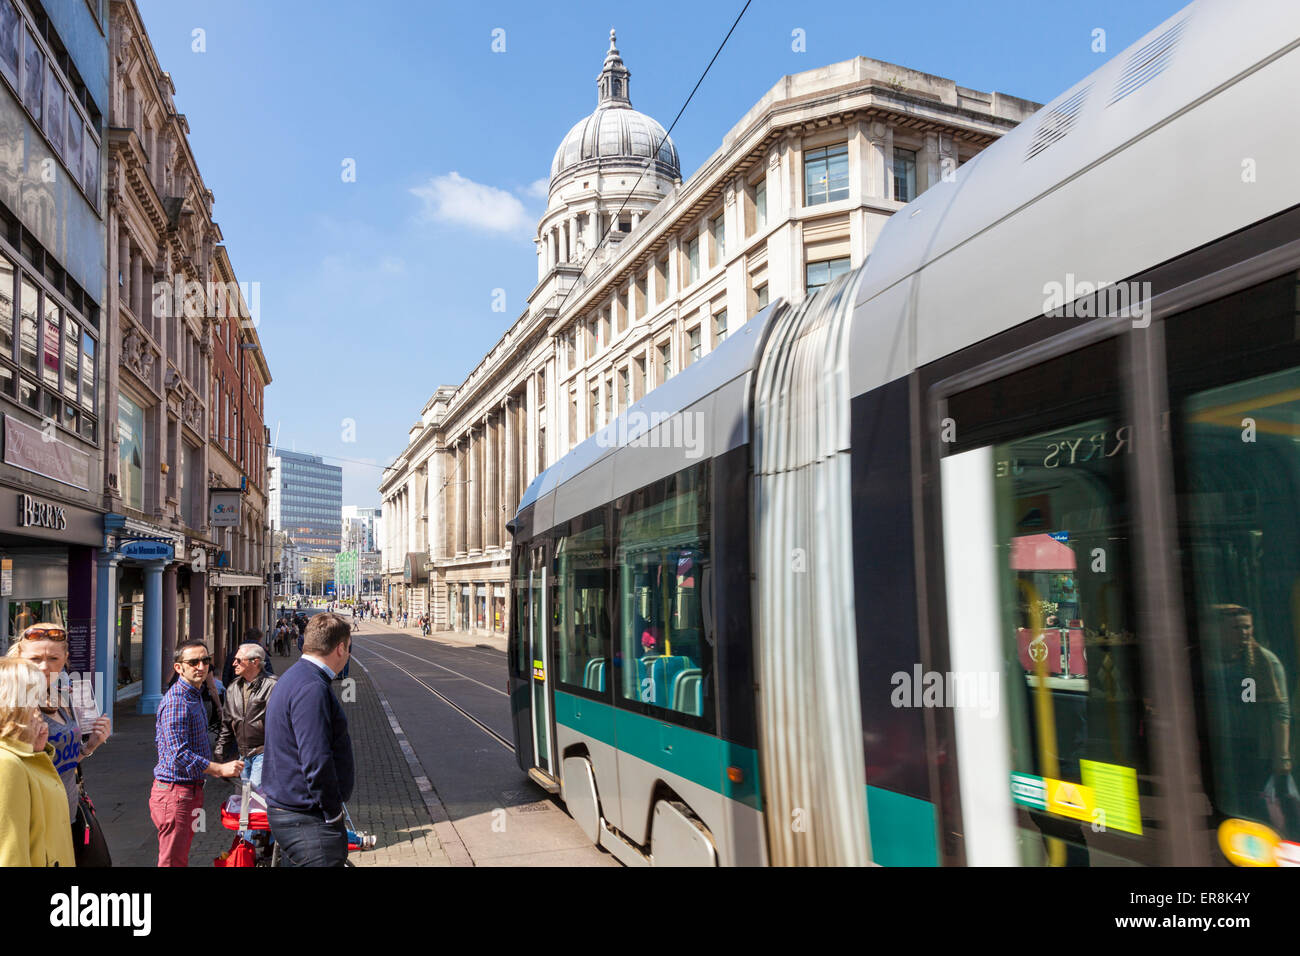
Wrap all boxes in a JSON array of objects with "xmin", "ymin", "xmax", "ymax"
[{"xmin": 208, "ymin": 572, "xmax": 265, "ymax": 588}]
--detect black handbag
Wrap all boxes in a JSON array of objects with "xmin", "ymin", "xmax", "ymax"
[{"xmin": 72, "ymin": 765, "xmax": 112, "ymax": 867}]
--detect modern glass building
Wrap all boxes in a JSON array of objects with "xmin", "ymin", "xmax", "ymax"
[{"xmin": 269, "ymin": 449, "xmax": 342, "ymax": 554}]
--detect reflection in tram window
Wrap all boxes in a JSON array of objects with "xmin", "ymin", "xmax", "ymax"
[
  {"xmin": 1181, "ymin": 365, "xmax": 1300, "ymax": 841},
  {"xmin": 616, "ymin": 465, "xmax": 710, "ymax": 718},
  {"xmin": 554, "ymin": 516, "xmax": 610, "ymax": 693},
  {"xmin": 947, "ymin": 338, "xmax": 1152, "ymax": 866},
  {"xmin": 991, "ymin": 415, "xmax": 1148, "ymax": 865}
]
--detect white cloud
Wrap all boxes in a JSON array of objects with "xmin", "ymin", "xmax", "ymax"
[
  {"xmin": 411, "ymin": 172, "xmax": 532, "ymax": 235},
  {"xmin": 524, "ymin": 178, "xmax": 549, "ymax": 199}
]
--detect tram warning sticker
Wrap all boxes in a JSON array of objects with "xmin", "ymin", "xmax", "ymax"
[
  {"xmin": 1011, "ymin": 772, "xmax": 1047, "ymax": 810},
  {"xmin": 1045, "ymin": 778, "xmax": 1095, "ymax": 822},
  {"xmin": 1080, "ymin": 759, "xmax": 1142, "ymax": 835}
]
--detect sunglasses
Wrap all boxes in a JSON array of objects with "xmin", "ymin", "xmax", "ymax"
[
  {"xmin": 180, "ymin": 656, "xmax": 212, "ymax": 667},
  {"xmin": 21, "ymin": 626, "xmax": 67, "ymax": 641}
]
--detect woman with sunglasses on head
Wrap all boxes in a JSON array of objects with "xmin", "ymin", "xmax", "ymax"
[
  {"xmin": 0, "ymin": 656, "xmax": 75, "ymax": 866},
  {"xmin": 6, "ymin": 623, "xmax": 111, "ymax": 828}
]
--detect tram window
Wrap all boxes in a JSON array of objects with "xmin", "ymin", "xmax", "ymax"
[
  {"xmin": 1168, "ymin": 270, "xmax": 1300, "ymax": 853},
  {"xmin": 944, "ymin": 338, "xmax": 1152, "ymax": 866},
  {"xmin": 615, "ymin": 464, "xmax": 712, "ymax": 721},
  {"xmin": 554, "ymin": 513, "xmax": 611, "ymax": 696},
  {"xmin": 511, "ymin": 545, "xmax": 528, "ymax": 677}
]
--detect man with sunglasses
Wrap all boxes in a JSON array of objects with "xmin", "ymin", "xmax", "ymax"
[{"xmin": 151, "ymin": 640, "xmax": 244, "ymax": 867}]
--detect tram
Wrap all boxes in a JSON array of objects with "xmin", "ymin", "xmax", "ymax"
[{"xmin": 507, "ymin": 0, "xmax": 1300, "ymax": 865}]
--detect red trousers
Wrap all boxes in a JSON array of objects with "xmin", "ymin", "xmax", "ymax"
[{"xmin": 149, "ymin": 780, "xmax": 204, "ymax": 867}]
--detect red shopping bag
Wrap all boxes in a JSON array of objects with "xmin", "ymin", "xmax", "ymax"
[{"xmin": 214, "ymin": 835, "xmax": 257, "ymax": 867}]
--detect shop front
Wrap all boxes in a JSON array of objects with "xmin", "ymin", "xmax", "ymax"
[{"xmin": 0, "ymin": 490, "xmax": 102, "ymax": 674}]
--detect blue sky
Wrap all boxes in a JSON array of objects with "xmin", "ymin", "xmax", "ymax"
[{"xmin": 135, "ymin": 0, "xmax": 1189, "ymax": 506}]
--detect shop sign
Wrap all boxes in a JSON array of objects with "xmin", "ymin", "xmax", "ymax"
[
  {"xmin": 0, "ymin": 558, "xmax": 10, "ymax": 596},
  {"xmin": 17, "ymin": 493, "xmax": 67, "ymax": 531},
  {"xmin": 210, "ymin": 489, "xmax": 241, "ymax": 528},
  {"xmin": 117, "ymin": 539, "xmax": 175, "ymax": 562},
  {"xmin": 3, "ymin": 415, "xmax": 90, "ymax": 490}
]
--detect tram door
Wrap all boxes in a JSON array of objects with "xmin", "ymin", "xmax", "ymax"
[{"xmin": 527, "ymin": 546, "xmax": 556, "ymax": 779}]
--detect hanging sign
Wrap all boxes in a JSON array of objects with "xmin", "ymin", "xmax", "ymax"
[
  {"xmin": 117, "ymin": 539, "xmax": 175, "ymax": 562},
  {"xmin": 210, "ymin": 489, "xmax": 242, "ymax": 528}
]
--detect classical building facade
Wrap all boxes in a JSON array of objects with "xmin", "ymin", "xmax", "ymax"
[
  {"xmin": 98, "ymin": 0, "xmax": 271, "ymax": 713},
  {"xmin": 206, "ymin": 244, "xmax": 269, "ymax": 653},
  {"xmin": 381, "ymin": 34, "xmax": 1039, "ymax": 634}
]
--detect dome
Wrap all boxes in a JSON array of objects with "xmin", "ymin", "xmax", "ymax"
[{"xmin": 549, "ymin": 31, "xmax": 681, "ymax": 186}]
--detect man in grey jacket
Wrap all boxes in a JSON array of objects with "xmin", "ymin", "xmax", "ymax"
[{"xmin": 216, "ymin": 642, "xmax": 277, "ymax": 844}]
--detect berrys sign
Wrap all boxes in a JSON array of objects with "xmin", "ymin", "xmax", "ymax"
[
  {"xmin": 17, "ymin": 493, "xmax": 67, "ymax": 531},
  {"xmin": 117, "ymin": 539, "xmax": 175, "ymax": 562}
]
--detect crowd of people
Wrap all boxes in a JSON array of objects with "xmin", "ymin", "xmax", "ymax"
[{"xmin": 0, "ymin": 612, "xmax": 356, "ymax": 868}]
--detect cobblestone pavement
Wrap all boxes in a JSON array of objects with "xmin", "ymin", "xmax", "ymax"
[{"xmin": 98, "ymin": 649, "xmax": 452, "ymax": 867}]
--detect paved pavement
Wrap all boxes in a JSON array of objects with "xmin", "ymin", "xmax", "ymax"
[
  {"xmin": 94, "ymin": 644, "xmax": 452, "ymax": 867},
  {"xmin": 350, "ymin": 621, "xmax": 618, "ymax": 866}
]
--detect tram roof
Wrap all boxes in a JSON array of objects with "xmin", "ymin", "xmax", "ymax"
[
  {"xmin": 847, "ymin": 0, "xmax": 1300, "ymax": 398},
  {"xmin": 513, "ymin": 300, "xmax": 785, "ymax": 529}
]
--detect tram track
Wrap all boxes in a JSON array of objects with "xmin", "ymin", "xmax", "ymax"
[
  {"xmin": 351, "ymin": 639, "xmax": 516, "ymax": 754},
  {"xmin": 357, "ymin": 636, "xmax": 508, "ymax": 698}
]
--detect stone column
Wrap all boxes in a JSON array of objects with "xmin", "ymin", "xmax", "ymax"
[
  {"xmin": 484, "ymin": 414, "xmax": 499, "ymax": 550},
  {"xmin": 138, "ymin": 561, "xmax": 165, "ymax": 714},
  {"xmin": 455, "ymin": 439, "xmax": 467, "ymax": 555},
  {"xmin": 503, "ymin": 397, "xmax": 517, "ymax": 527},
  {"xmin": 568, "ymin": 215, "xmax": 578, "ymax": 261},
  {"xmin": 94, "ymin": 552, "xmax": 121, "ymax": 726},
  {"xmin": 468, "ymin": 427, "xmax": 482, "ymax": 553}
]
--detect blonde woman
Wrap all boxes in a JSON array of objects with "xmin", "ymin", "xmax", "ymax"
[
  {"xmin": 0, "ymin": 656, "xmax": 74, "ymax": 865},
  {"xmin": 7, "ymin": 624, "xmax": 111, "ymax": 823}
]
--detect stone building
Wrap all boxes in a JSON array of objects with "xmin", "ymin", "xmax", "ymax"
[
  {"xmin": 381, "ymin": 33, "xmax": 1039, "ymax": 634},
  {"xmin": 98, "ymin": 0, "xmax": 270, "ymax": 713},
  {"xmin": 206, "ymin": 245, "xmax": 269, "ymax": 656}
]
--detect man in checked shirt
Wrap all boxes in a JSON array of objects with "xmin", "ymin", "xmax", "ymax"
[{"xmin": 151, "ymin": 640, "xmax": 244, "ymax": 866}]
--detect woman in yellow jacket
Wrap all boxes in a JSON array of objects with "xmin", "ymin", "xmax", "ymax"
[{"xmin": 0, "ymin": 657, "xmax": 74, "ymax": 866}]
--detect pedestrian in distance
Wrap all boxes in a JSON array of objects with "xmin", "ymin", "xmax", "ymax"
[
  {"xmin": 262, "ymin": 613, "xmax": 355, "ymax": 867},
  {"xmin": 151, "ymin": 640, "xmax": 244, "ymax": 867},
  {"xmin": 215, "ymin": 642, "xmax": 277, "ymax": 849},
  {"xmin": 0, "ymin": 657, "xmax": 74, "ymax": 866}
]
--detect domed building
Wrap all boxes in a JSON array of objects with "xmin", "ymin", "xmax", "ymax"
[
  {"xmin": 536, "ymin": 31, "xmax": 681, "ymax": 283},
  {"xmin": 384, "ymin": 40, "xmax": 1039, "ymax": 642}
]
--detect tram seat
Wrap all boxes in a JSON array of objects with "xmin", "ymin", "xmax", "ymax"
[
  {"xmin": 583, "ymin": 657, "xmax": 606, "ymax": 692},
  {"xmin": 645, "ymin": 656, "xmax": 693, "ymax": 711},
  {"xmin": 672, "ymin": 668, "xmax": 703, "ymax": 716}
]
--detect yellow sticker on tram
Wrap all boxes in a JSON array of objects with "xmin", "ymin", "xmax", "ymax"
[
  {"xmin": 1218, "ymin": 818, "xmax": 1279, "ymax": 867},
  {"xmin": 1044, "ymin": 777, "xmax": 1096, "ymax": 822},
  {"xmin": 1080, "ymin": 759, "xmax": 1142, "ymax": 835}
]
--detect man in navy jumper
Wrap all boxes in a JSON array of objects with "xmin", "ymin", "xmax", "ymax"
[{"xmin": 263, "ymin": 612, "xmax": 355, "ymax": 867}]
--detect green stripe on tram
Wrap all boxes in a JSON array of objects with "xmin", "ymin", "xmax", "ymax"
[
  {"xmin": 866, "ymin": 785, "xmax": 938, "ymax": 866},
  {"xmin": 553, "ymin": 692, "xmax": 940, "ymax": 863},
  {"xmin": 553, "ymin": 691, "xmax": 760, "ymax": 809}
]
